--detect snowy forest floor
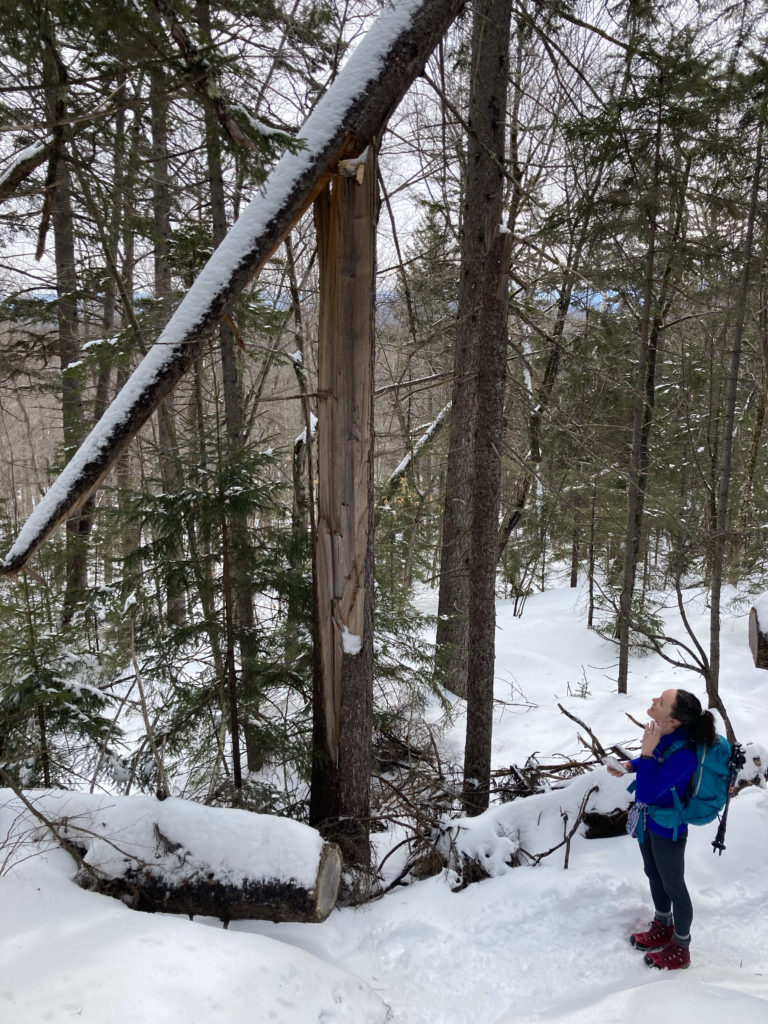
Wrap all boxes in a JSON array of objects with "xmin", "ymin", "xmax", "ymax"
[{"xmin": 2, "ymin": 583, "xmax": 768, "ymax": 1023}]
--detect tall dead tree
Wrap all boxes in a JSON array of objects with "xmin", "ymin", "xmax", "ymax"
[{"xmin": 309, "ymin": 146, "xmax": 377, "ymax": 865}]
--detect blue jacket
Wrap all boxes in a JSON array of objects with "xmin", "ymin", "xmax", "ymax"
[{"xmin": 629, "ymin": 727, "xmax": 697, "ymax": 839}]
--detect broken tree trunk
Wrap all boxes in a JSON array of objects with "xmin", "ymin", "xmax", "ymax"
[
  {"xmin": 1, "ymin": 0, "xmax": 466, "ymax": 576},
  {"xmin": 309, "ymin": 145, "xmax": 377, "ymax": 866}
]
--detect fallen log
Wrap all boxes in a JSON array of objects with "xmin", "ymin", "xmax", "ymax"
[
  {"xmin": 2, "ymin": 790, "xmax": 342, "ymax": 924},
  {"xmin": 77, "ymin": 825, "xmax": 342, "ymax": 924},
  {"xmin": 582, "ymin": 807, "xmax": 629, "ymax": 839}
]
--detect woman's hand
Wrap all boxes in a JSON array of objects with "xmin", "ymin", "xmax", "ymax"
[
  {"xmin": 641, "ymin": 720, "xmax": 662, "ymax": 757},
  {"xmin": 606, "ymin": 761, "xmax": 632, "ymax": 778}
]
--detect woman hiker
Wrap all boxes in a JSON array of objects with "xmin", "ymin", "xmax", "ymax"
[{"xmin": 607, "ymin": 688, "xmax": 717, "ymax": 970}]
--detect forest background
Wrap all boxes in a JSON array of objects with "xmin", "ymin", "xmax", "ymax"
[{"xmin": 1, "ymin": 0, "xmax": 767, "ymax": 877}]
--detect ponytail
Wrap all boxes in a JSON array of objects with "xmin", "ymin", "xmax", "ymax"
[{"xmin": 672, "ymin": 689, "xmax": 717, "ymax": 746}]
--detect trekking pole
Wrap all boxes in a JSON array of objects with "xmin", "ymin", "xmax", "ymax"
[{"xmin": 712, "ymin": 742, "xmax": 746, "ymax": 855}]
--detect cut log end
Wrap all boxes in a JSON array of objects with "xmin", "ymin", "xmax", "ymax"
[
  {"xmin": 749, "ymin": 606, "xmax": 768, "ymax": 670},
  {"xmin": 313, "ymin": 841, "xmax": 343, "ymax": 920}
]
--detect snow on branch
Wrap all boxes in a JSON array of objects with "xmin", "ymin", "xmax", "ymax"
[
  {"xmin": 2, "ymin": 0, "xmax": 465, "ymax": 576},
  {"xmin": 0, "ymin": 138, "xmax": 54, "ymax": 202},
  {"xmin": 383, "ymin": 401, "xmax": 451, "ymax": 499}
]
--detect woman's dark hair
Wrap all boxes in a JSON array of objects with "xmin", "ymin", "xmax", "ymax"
[{"xmin": 672, "ymin": 689, "xmax": 717, "ymax": 746}]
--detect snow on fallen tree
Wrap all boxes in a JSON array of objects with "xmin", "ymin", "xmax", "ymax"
[
  {"xmin": 434, "ymin": 769, "xmax": 633, "ymax": 884},
  {"xmin": 1, "ymin": 0, "xmax": 465, "ymax": 576},
  {"xmin": 431, "ymin": 743, "xmax": 768, "ymax": 887},
  {"xmin": 0, "ymin": 790, "xmax": 341, "ymax": 924}
]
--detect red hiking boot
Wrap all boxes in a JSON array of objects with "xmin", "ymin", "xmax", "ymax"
[
  {"xmin": 644, "ymin": 941, "xmax": 691, "ymax": 970},
  {"xmin": 630, "ymin": 919, "xmax": 674, "ymax": 950}
]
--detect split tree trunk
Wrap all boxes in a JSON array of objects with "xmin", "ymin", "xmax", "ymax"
[{"xmin": 309, "ymin": 147, "xmax": 377, "ymax": 866}]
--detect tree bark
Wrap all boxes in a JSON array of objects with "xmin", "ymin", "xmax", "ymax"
[
  {"xmin": 708, "ymin": 124, "xmax": 763, "ymax": 723},
  {"xmin": 460, "ymin": 0, "xmax": 514, "ymax": 816},
  {"xmin": 616, "ymin": 107, "xmax": 663, "ymax": 694},
  {"xmin": 749, "ymin": 604, "xmax": 768, "ymax": 670},
  {"xmin": 196, "ymin": 0, "xmax": 263, "ymax": 773},
  {"xmin": 150, "ymin": 69, "xmax": 186, "ymax": 627},
  {"xmin": 38, "ymin": 18, "xmax": 87, "ymax": 624}
]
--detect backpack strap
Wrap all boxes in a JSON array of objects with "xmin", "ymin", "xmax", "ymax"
[
  {"xmin": 659, "ymin": 739, "xmax": 688, "ymax": 761},
  {"xmin": 628, "ymin": 739, "xmax": 691, "ymax": 841}
]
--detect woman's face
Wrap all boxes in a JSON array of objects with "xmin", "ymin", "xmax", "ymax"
[{"xmin": 648, "ymin": 689, "xmax": 681, "ymax": 734}]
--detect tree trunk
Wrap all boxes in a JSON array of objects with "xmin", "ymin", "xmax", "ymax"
[
  {"xmin": 736, "ymin": 211, "xmax": 768, "ymax": 536},
  {"xmin": 708, "ymin": 125, "xmax": 762, "ymax": 725},
  {"xmin": 150, "ymin": 70, "xmax": 186, "ymax": 627},
  {"xmin": 460, "ymin": 0, "xmax": 514, "ymax": 816},
  {"xmin": 38, "ymin": 21, "xmax": 86, "ymax": 623},
  {"xmin": 309, "ymin": 145, "xmax": 377, "ymax": 865},
  {"xmin": 196, "ymin": 0, "xmax": 263, "ymax": 772}
]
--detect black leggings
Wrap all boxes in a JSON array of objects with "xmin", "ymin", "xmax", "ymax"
[{"xmin": 638, "ymin": 830, "xmax": 692, "ymax": 943}]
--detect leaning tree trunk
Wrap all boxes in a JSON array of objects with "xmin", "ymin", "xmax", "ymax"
[
  {"xmin": 460, "ymin": 0, "xmax": 514, "ymax": 816},
  {"xmin": 309, "ymin": 145, "xmax": 377, "ymax": 866}
]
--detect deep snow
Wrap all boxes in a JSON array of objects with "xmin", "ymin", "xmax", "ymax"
[{"xmin": 2, "ymin": 583, "xmax": 767, "ymax": 1023}]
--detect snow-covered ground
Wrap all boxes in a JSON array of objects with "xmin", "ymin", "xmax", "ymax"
[{"xmin": 2, "ymin": 583, "xmax": 767, "ymax": 1023}]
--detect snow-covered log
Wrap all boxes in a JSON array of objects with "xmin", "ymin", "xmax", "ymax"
[
  {"xmin": 79, "ymin": 832, "xmax": 342, "ymax": 924},
  {"xmin": 1, "ymin": 0, "xmax": 464, "ymax": 576},
  {"xmin": 749, "ymin": 597, "xmax": 768, "ymax": 669},
  {"xmin": 3, "ymin": 791, "xmax": 342, "ymax": 924}
]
